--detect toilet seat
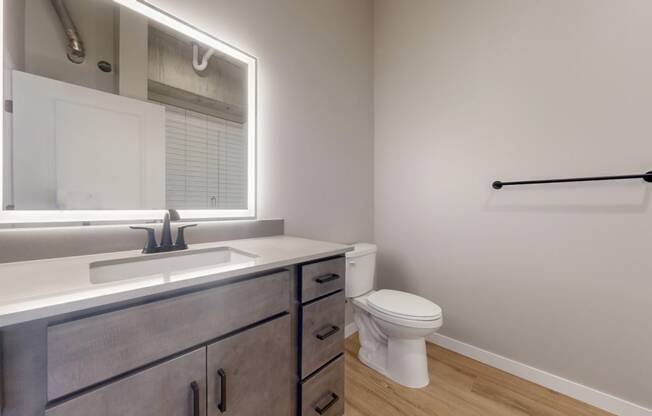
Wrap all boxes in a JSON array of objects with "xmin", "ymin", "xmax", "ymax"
[
  {"xmin": 370, "ymin": 307, "xmax": 443, "ymax": 329},
  {"xmin": 367, "ymin": 290, "xmax": 442, "ymax": 321}
]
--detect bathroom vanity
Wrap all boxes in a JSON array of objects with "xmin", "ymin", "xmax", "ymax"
[{"xmin": 0, "ymin": 236, "xmax": 350, "ymax": 416}]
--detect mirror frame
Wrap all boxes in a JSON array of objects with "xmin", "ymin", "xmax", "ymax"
[{"xmin": 0, "ymin": 0, "xmax": 257, "ymax": 225}]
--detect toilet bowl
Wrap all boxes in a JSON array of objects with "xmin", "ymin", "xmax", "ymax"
[{"xmin": 346, "ymin": 244, "xmax": 443, "ymax": 388}]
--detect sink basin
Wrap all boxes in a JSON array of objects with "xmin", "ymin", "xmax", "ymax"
[{"xmin": 90, "ymin": 247, "xmax": 258, "ymax": 284}]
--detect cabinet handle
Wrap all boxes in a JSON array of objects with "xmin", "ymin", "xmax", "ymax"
[
  {"xmin": 316, "ymin": 325, "xmax": 340, "ymax": 341},
  {"xmin": 190, "ymin": 381, "xmax": 200, "ymax": 416},
  {"xmin": 217, "ymin": 368, "xmax": 227, "ymax": 412},
  {"xmin": 315, "ymin": 392, "xmax": 339, "ymax": 415},
  {"xmin": 314, "ymin": 273, "xmax": 340, "ymax": 284}
]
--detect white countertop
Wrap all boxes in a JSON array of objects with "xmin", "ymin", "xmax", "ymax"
[{"xmin": 0, "ymin": 235, "xmax": 352, "ymax": 328}]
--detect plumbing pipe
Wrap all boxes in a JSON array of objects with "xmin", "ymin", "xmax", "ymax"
[
  {"xmin": 193, "ymin": 44, "xmax": 216, "ymax": 72},
  {"xmin": 51, "ymin": 0, "xmax": 85, "ymax": 64}
]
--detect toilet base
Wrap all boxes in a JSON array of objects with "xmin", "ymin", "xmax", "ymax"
[
  {"xmin": 355, "ymin": 307, "xmax": 389, "ymax": 376},
  {"xmin": 386, "ymin": 336, "xmax": 429, "ymax": 388},
  {"xmin": 353, "ymin": 299, "xmax": 438, "ymax": 389},
  {"xmin": 357, "ymin": 349, "xmax": 389, "ymax": 377}
]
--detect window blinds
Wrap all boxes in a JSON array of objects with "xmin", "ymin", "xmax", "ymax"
[{"xmin": 165, "ymin": 106, "xmax": 247, "ymax": 209}]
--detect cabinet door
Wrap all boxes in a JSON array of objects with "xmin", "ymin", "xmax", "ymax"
[
  {"xmin": 207, "ymin": 315, "xmax": 292, "ymax": 415},
  {"xmin": 45, "ymin": 348, "xmax": 206, "ymax": 416}
]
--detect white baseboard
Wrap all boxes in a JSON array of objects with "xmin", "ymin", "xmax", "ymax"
[
  {"xmin": 428, "ymin": 333, "xmax": 652, "ymax": 416},
  {"xmin": 345, "ymin": 324, "xmax": 650, "ymax": 416},
  {"xmin": 345, "ymin": 322, "xmax": 359, "ymax": 338}
]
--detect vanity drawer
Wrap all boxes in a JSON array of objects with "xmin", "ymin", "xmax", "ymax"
[
  {"xmin": 301, "ymin": 257, "xmax": 345, "ymax": 303},
  {"xmin": 301, "ymin": 291, "xmax": 345, "ymax": 378},
  {"xmin": 47, "ymin": 271, "xmax": 290, "ymax": 400},
  {"xmin": 45, "ymin": 347, "xmax": 206, "ymax": 416},
  {"xmin": 301, "ymin": 355, "xmax": 344, "ymax": 416}
]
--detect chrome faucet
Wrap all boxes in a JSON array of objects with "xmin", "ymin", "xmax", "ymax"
[{"xmin": 130, "ymin": 209, "xmax": 197, "ymax": 254}]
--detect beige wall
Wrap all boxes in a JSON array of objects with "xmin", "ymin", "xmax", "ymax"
[
  {"xmin": 375, "ymin": 0, "xmax": 652, "ymax": 409},
  {"xmin": 149, "ymin": 0, "xmax": 375, "ymax": 245}
]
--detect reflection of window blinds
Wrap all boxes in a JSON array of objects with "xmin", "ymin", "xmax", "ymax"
[{"xmin": 165, "ymin": 106, "xmax": 247, "ymax": 209}]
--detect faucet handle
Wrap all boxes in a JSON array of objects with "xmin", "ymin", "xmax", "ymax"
[
  {"xmin": 174, "ymin": 224, "xmax": 197, "ymax": 250},
  {"xmin": 130, "ymin": 226, "xmax": 159, "ymax": 254}
]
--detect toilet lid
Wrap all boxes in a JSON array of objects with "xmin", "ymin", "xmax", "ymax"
[{"xmin": 367, "ymin": 290, "xmax": 442, "ymax": 321}]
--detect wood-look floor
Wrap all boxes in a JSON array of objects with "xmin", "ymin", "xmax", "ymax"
[{"xmin": 344, "ymin": 334, "xmax": 612, "ymax": 416}]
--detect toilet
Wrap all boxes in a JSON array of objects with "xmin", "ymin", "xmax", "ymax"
[{"xmin": 346, "ymin": 243, "xmax": 443, "ymax": 388}]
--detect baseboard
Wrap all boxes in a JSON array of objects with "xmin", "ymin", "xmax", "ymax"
[
  {"xmin": 345, "ymin": 322, "xmax": 359, "ymax": 338},
  {"xmin": 345, "ymin": 323, "xmax": 649, "ymax": 416},
  {"xmin": 428, "ymin": 333, "xmax": 652, "ymax": 416}
]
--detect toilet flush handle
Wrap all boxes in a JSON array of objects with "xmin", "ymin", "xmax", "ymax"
[{"xmin": 349, "ymin": 261, "xmax": 356, "ymax": 266}]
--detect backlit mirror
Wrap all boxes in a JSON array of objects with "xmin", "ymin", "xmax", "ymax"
[{"xmin": 1, "ymin": 0, "xmax": 256, "ymax": 223}]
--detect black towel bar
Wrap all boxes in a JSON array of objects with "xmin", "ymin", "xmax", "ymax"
[{"xmin": 492, "ymin": 171, "xmax": 652, "ymax": 189}]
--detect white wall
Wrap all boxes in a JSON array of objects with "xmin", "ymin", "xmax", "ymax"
[
  {"xmin": 375, "ymin": 0, "xmax": 652, "ymax": 409},
  {"xmin": 149, "ymin": 0, "xmax": 375, "ymax": 244}
]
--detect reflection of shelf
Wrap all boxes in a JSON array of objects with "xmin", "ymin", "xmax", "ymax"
[
  {"xmin": 148, "ymin": 80, "xmax": 245, "ymax": 124},
  {"xmin": 147, "ymin": 25, "xmax": 246, "ymax": 124}
]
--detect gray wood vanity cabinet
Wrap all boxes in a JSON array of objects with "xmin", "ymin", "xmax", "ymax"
[
  {"xmin": 47, "ymin": 271, "xmax": 290, "ymax": 400},
  {"xmin": 0, "ymin": 254, "xmax": 346, "ymax": 416},
  {"xmin": 207, "ymin": 315, "xmax": 292, "ymax": 415},
  {"xmin": 45, "ymin": 347, "xmax": 208, "ymax": 416},
  {"xmin": 298, "ymin": 258, "xmax": 346, "ymax": 416},
  {"xmin": 45, "ymin": 316, "xmax": 293, "ymax": 416}
]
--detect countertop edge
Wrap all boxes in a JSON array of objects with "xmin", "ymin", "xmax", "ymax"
[{"xmin": 0, "ymin": 244, "xmax": 352, "ymax": 329}]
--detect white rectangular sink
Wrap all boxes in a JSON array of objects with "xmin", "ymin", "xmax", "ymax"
[{"xmin": 90, "ymin": 247, "xmax": 258, "ymax": 284}]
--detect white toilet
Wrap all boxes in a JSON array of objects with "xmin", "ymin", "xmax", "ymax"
[{"xmin": 346, "ymin": 243, "xmax": 443, "ymax": 388}]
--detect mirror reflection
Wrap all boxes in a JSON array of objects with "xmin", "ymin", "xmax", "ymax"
[{"xmin": 3, "ymin": 0, "xmax": 250, "ymax": 211}]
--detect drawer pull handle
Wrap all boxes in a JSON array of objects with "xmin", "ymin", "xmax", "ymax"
[
  {"xmin": 190, "ymin": 381, "xmax": 200, "ymax": 416},
  {"xmin": 315, "ymin": 273, "xmax": 340, "ymax": 284},
  {"xmin": 217, "ymin": 368, "xmax": 227, "ymax": 412},
  {"xmin": 316, "ymin": 325, "xmax": 340, "ymax": 341},
  {"xmin": 315, "ymin": 392, "xmax": 339, "ymax": 415}
]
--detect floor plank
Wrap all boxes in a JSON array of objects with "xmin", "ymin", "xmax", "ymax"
[{"xmin": 344, "ymin": 334, "xmax": 613, "ymax": 416}]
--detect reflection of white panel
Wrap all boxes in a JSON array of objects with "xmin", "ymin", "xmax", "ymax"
[
  {"xmin": 55, "ymin": 102, "xmax": 142, "ymax": 209},
  {"xmin": 12, "ymin": 71, "xmax": 166, "ymax": 209}
]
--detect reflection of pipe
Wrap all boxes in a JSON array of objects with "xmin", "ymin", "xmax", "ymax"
[
  {"xmin": 193, "ymin": 44, "xmax": 215, "ymax": 72},
  {"xmin": 51, "ymin": 0, "xmax": 85, "ymax": 64}
]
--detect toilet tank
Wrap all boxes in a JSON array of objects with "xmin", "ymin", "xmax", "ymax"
[{"xmin": 345, "ymin": 243, "xmax": 377, "ymax": 297}]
